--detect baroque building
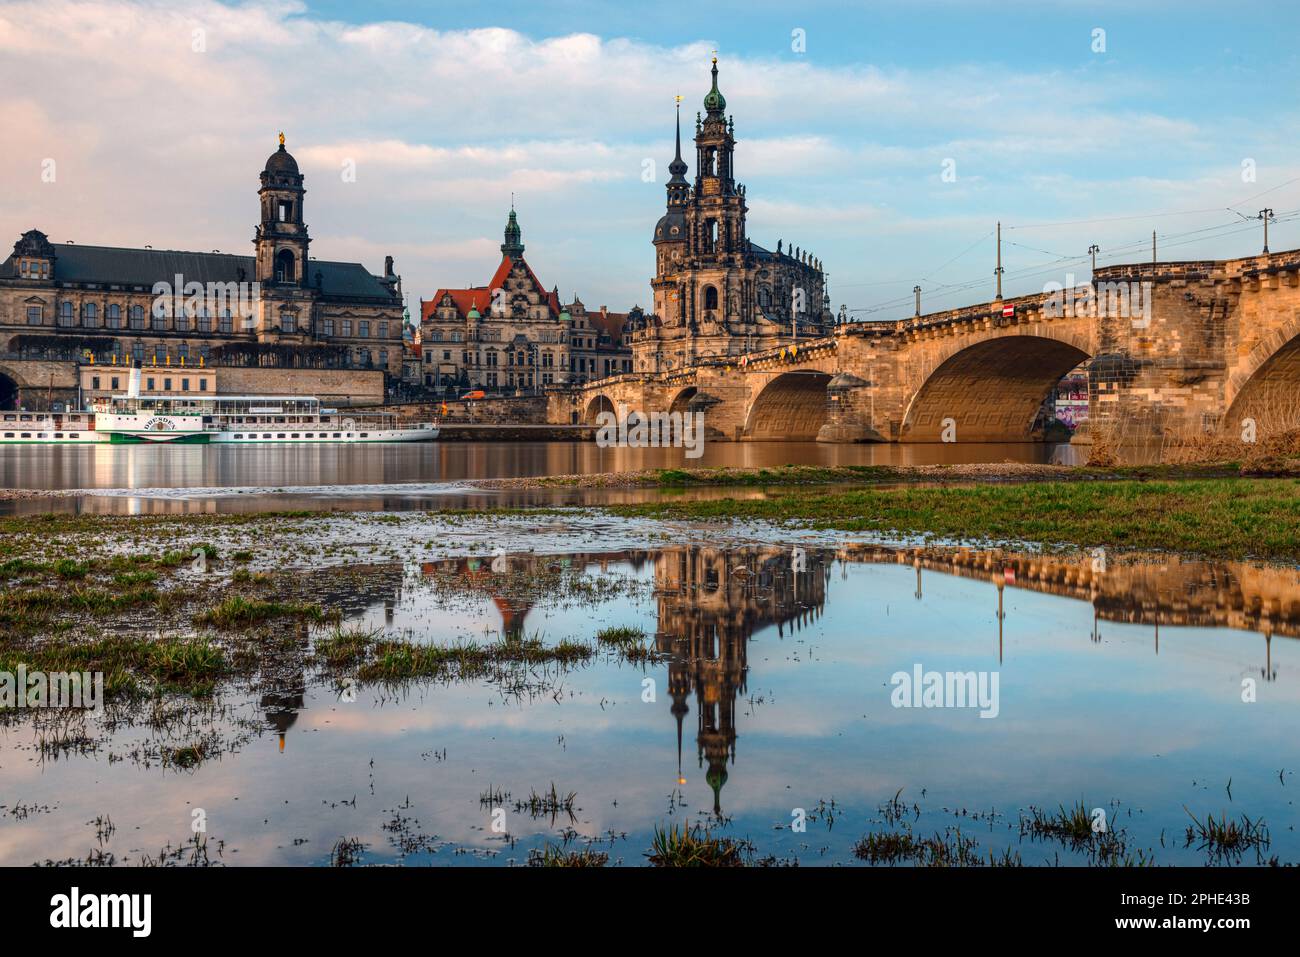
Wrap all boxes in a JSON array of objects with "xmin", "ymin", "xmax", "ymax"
[
  {"xmin": 0, "ymin": 135, "xmax": 404, "ymax": 410},
  {"xmin": 630, "ymin": 59, "xmax": 834, "ymax": 373},
  {"xmin": 418, "ymin": 209, "xmax": 635, "ymax": 394}
]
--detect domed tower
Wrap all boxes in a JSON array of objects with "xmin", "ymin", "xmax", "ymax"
[
  {"xmin": 254, "ymin": 133, "xmax": 310, "ymax": 288},
  {"xmin": 501, "ymin": 207, "xmax": 525, "ymax": 261}
]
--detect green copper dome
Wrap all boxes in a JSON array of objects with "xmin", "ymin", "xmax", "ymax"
[
  {"xmin": 703, "ymin": 58, "xmax": 726, "ymax": 114},
  {"xmin": 559, "ymin": 310, "xmax": 572, "ymax": 322}
]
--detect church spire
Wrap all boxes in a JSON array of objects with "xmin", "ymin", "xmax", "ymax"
[
  {"xmin": 703, "ymin": 54, "xmax": 726, "ymax": 117},
  {"xmin": 670, "ymin": 96, "xmax": 687, "ymax": 177}
]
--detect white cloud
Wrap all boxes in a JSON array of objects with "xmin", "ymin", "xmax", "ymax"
[{"xmin": 0, "ymin": 0, "xmax": 1289, "ymax": 312}]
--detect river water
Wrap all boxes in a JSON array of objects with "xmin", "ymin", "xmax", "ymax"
[
  {"xmin": 0, "ymin": 440, "xmax": 1081, "ymax": 514},
  {"xmin": 0, "ymin": 511, "xmax": 1295, "ymax": 867}
]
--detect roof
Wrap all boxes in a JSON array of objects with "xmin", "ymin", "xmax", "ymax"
[
  {"xmin": 423, "ymin": 253, "xmax": 560, "ymax": 322},
  {"xmin": 3, "ymin": 243, "xmax": 397, "ymax": 302},
  {"xmin": 585, "ymin": 309, "xmax": 630, "ymax": 347}
]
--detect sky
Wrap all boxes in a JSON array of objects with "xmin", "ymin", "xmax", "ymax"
[{"xmin": 1, "ymin": 0, "xmax": 1298, "ymax": 318}]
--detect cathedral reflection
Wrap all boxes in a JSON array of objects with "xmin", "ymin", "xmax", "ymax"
[{"xmin": 652, "ymin": 546, "xmax": 828, "ymax": 815}]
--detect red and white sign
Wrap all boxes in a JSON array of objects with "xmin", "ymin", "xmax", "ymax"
[{"xmin": 1001, "ymin": 304, "xmax": 1015, "ymax": 318}]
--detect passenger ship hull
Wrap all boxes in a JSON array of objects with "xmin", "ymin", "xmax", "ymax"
[{"xmin": 1, "ymin": 412, "xmax": 439, "ymax": 445}]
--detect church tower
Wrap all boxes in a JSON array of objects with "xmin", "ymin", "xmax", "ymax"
[
  {"xmin": 253, "ymin": 133, "xmax": 314, "ymax": 343},
  {"xmin": 651, "ymin": 99, "xmax": 691, "ymax": 326},
  {"xmin": 685, "ymin": 57, "xmax": 748, "ymax": 332},
  {"xmin": 254, "ymin": 133, "xmax": 310, "ymax": 288}
]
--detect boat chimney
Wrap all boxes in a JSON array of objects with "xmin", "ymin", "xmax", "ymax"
[{"xmin": 128, "ymin": 366, "xmax": 141, "ymax": 399}]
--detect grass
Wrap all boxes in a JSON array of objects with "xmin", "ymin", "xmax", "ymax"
[
  {"xmin": 1184, "ymin": 808, "xmax": 1271, "ymax": 855},
  {"xmin": 527, "ymin": 845, "xmax": 609, "ymax": 867},
  {"xmin": 194, "ymin": 595, "xmax": 332, "ymax": 629},
  {"xmin": 610, "ymin": 478, "xmax": 1300, "ymax": 560},
  {"xmin": 0, "ymin": 634, "xmax": 227, "ymax": 700},
  {"xmin": 355, "ymin": 633, "xmax": 593, "ymax": 682},
  {"xmin": 854, "ymin": 828, "xmax": 1017, "ymax": 867},
  {"xmin": 595, "ymin": 625, "xmax": 645, "ymax": 645},
  {"xmin": 514, "ymin": 784, "xmax": 577, "ymax": 820},
  {"xmin": 646, "ymin": 822, "xmax": 751, "ymax": 867},
  {"xmin": 1020, "ymin": 802, "xmax": 1096, "ymax": 844}
]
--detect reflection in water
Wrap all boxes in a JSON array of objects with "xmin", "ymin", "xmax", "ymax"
[
  {"xmin": 0, "ymin": 439, "xmax": 1081, "ymax": 493},
  {"xmin": 2, "ymin": 539, "xmax": 1296, "ymax": 866}
]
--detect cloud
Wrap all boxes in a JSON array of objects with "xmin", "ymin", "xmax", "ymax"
[{"xmin": 0, "ymin": 0, "xmax": 1292, "ymax": 312}]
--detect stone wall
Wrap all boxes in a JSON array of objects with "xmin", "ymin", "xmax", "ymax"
[{"xmin": 215, "ymin": 367, "xmax": 384, "ymax": 406}]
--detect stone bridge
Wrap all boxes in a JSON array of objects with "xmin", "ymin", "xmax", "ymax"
[{"xmin": 550, "ymin": 248, "xmax": 1300, "ymax": 443}]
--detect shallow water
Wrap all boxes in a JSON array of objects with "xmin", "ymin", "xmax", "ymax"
[
  {"xmin": 0, "ymin": 439, "xmax": 1080, "ymax": 492},
  {"xmin": 1, "ymin": 536, "xmax": 1294, "ymax": 867}
]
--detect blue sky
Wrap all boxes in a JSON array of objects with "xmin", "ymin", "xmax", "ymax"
[{"xmin": 1, "ymin": 0, "xmax": 1297, "ymax": 317}]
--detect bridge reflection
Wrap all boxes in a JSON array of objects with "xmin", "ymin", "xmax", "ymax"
[{"xmin": 264, "ymin": 546, "xmax": 1292, "ymax": 797}]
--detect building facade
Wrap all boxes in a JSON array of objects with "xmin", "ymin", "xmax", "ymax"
[
  {"xmin": 418, "ymin": 210, "xmax": 635, "ymax": 394},
  {"xmin": 629, "ymin": 59, "xmax": 834, "ymax": 373},
  {"xmin": 0, "ymin": 135, "xmax": 404, "ymax": 410}
]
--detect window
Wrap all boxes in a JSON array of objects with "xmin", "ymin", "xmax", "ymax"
[
  {"xmin": 275, "ymin": 249, "xmax": 296, "ymax": 283},
  {"xmin": 147, "ymin": 378, "xmax": 156, "ymax": 391},
  {"xmin": 132, "ymin": 342, "xmax": 144, "ymax": 361},
  {"xmin": 27, "ymin": 305, "xmax": 42, "ymax": 325},
  {"xmin": 111, "ymin": 377, "xmax": 120, "ymax": 390},
  {"xmin": 214, "ymin": 310, "xmax": 228, "ymax": 334},
  {"xmin": 358, "ymin": 320, "xmax": 370, "ymax": 338},
  {"xmin": 177, "ymin": 342, "xmax": 189, "ymax": 360},
  {"xmin": 341, "ymin": 320, "xmax": 352, "ymax": 337},
  {"xmin": 321, "ymin": 318, "xmax": 334, "ymax": 337},
  {"xmin": 703, "ymin": 286, "xmax": 719, "ymax": 310},
  {"xmin": 152, "ymin": 307, "xmax": 167, "ymax": 331},
  {"xmin": 199, "ymin": 380, "xmax": 208, "ymax": 392},
  {"xmin": 58, "ymin": 301, "xmax": 75, "ymax": 327},
  {"xmin": 91, "ymin": 376, "xmax": 101, "ymax": 390},
  {"xmin": 280, "ymin": 310, "xmax": 295, "ymax": 334},
  {"xmin": 378, "ymin": 321, "xmax": 388, "ymax": 339},
  {"xmin": 182, "ymin": 378, "xmax": 190, "ymax": 392},
  {"xmin": 379, "ymin": 349, "xmax": 388, "ymax": 367},
  {"xmin": 82, "ymin": 302, "xmax": 98, "ymax": 327},
  {"xmin": 129, "ymin": 305, "xmax": 145, "ymax": 329},
  {"xmin": 106, "ymin": 304, "xmax": 121, "ymax": 329},
  {"xmin": 163, "ymin": 378, "xmax": 172, "ymax": 391},
  {"xmin": 278, "ymin": 200, "xmax": 293, "ymax": 222},
  {"xmin": 175, "ymin": 310, "xmax": 190, "ymax": 333}
]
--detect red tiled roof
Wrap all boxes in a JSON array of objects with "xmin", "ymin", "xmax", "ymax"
[{"xmin": 423, "ymin": 254, "xmax": 559, "ymax": 321}]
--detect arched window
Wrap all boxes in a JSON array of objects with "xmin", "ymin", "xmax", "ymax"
[
  {"xmin": 59, "ymin": 301, "xmax": 75, "ymax": 327},
  {"xmin": 106, "ymin": 304, "xmax": 121, "ymax": 329},
  {"xmin": 703, "ymin": 286, "xmax": 719, "ymax": 311},
  {"xmin": 82, "ymin": 302, "xmax": 98, "ymax": 327},
  {"xmin": 129, "ymin": 305, "xmax": 145, "ymax": 330},
  {"xmin": 275, "ymin": 249, "xmax": 296, "ymax": 284}
]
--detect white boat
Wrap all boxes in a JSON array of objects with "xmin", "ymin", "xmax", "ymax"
[{"xmin": 1, "ymin": 369, "xmax": 438, "ymax": 445}]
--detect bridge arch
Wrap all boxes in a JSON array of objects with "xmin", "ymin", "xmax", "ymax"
[
  {"xmin": 745, "ymin": 371, "xmax": 833, "ymax": 440},
  {"xmin": 582, "ymin": 394, "xmax": 617, "ymax": 425},
  {"xmin": 0, "ymin": 362, "xmax": 33, "ymax": 412},
  {"xmin": 1224, "ymin": 318, "xmax": 1300, "ymax": 432},
  {"xmin": 901, "ymin": 334, "xmax": 1090, "ymax": 443},
  {"xmin": 669, "ymin": 386, "xmax": 697, "ymax": 415}
]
